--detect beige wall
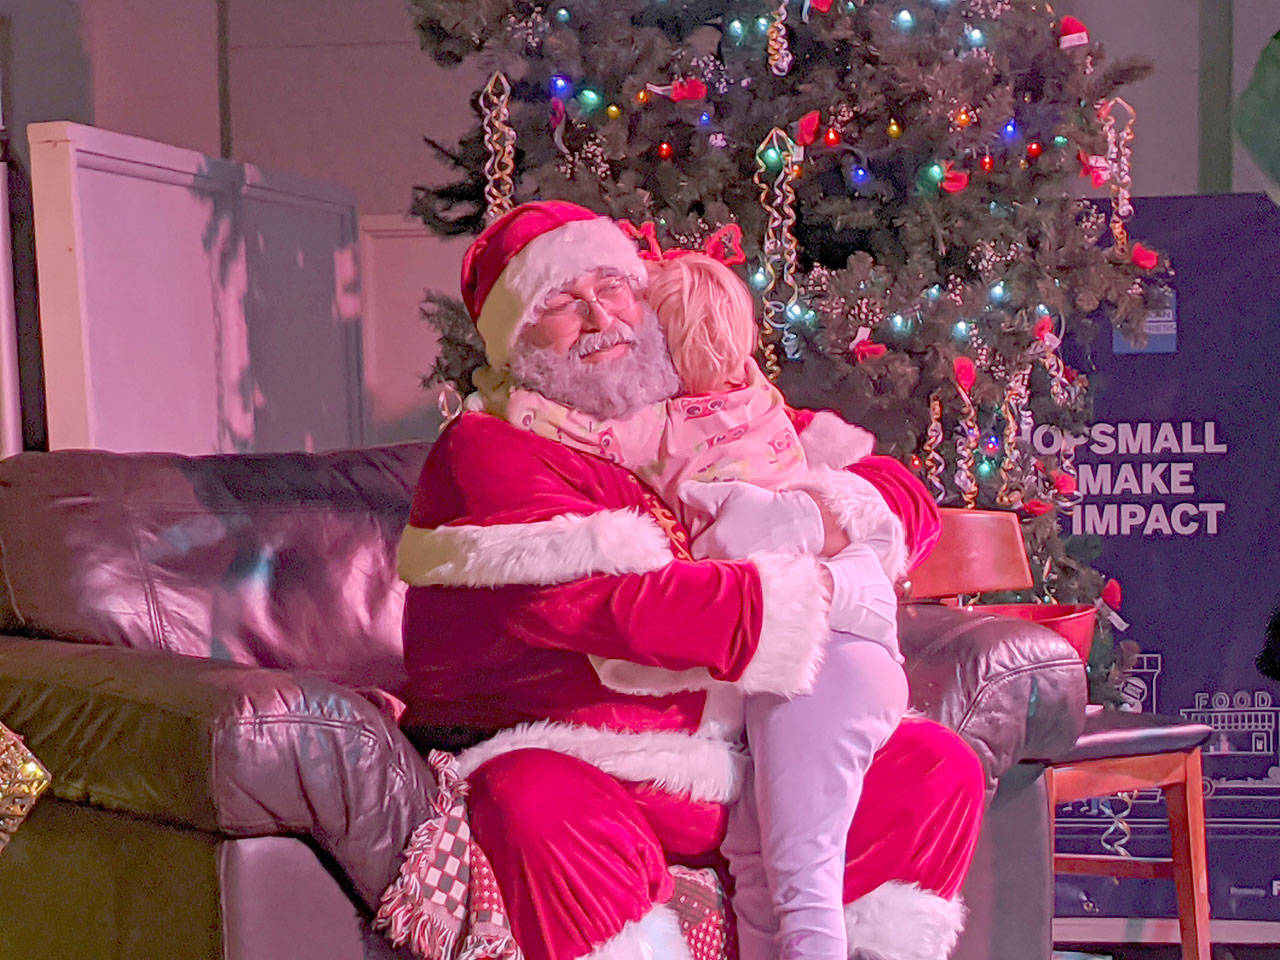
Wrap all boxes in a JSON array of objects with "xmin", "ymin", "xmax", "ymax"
[
  {"xmin": 226, "ymin": 0, "xmax": 483, "ymax": 216},
  {"xmin": 80, "ymin": 0, "xmax": 221, "ymax": 157},
  {"xmin": 221, "ymin": 0, "xmax": 480, "ymax": 443},
  {"xmin": 0, "ymin": 0, "xmax": 94, "ymax": 168}
]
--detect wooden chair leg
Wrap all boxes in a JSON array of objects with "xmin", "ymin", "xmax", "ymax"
[{"xmin": 1165, "ymin": 749, "xmax": 1210, "ymax": 960}]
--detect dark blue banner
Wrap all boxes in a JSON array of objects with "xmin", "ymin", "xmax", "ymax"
[{"xmin": 1051, "ymin": 193, "xmax": 1280, "ymax": 928}]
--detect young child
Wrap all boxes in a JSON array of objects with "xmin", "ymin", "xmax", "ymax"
[
  {"xmin": 638, "ymin": 253, "xmax": 913, "ymax": 960},
  {"xmin": 480, "ymin": 252, "xmax": 925, "ymax": 960}
]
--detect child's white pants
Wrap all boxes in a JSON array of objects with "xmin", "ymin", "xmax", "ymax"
[{"xmin": 723, "ymin": 636, "xmax": 909, "ymax": 960}]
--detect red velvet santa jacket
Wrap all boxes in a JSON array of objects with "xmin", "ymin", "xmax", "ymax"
[{"xmin": 398, "ymin": 409, "xmax": 936, "ymax": 805}]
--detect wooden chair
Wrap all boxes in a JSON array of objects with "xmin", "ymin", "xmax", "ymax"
[
  {"xmin": 909, "ymin": 508, "xmax": 1213, "ymax": 960},
  {"xmin": 1043, "ymin": 713, "xmax": 1211, "ymax": 960}
]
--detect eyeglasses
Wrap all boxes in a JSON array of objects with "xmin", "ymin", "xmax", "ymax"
[{"xmin": 537, "ymin": 275, "xmax": 636, "ymax": 324}]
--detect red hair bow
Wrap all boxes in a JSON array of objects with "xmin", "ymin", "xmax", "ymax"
[{"xmin": 622, "ymin": 221, "xmax": 747, "ymax": 266}]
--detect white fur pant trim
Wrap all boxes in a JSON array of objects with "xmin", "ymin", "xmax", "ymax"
[
  {"xmin": 576, "ymin": 903, "xmax": 691, "ymax": 960},
  {"xmin": 844, "ymin": 882, "xmax": 966, "ymax": 960}
]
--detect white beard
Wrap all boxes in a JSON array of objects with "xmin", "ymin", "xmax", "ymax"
[{"xmin": 508, "ymin": 306, "xmax": 682, "ymax": 420}]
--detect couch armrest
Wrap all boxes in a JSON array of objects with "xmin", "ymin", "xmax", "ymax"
[
  {"xmin": 0, "ymin": 637, "xmax": 436, "ymax": 912},
  {"xmin": 899, "ymin": 604, "xmax": 1088, "ymax": 791}
]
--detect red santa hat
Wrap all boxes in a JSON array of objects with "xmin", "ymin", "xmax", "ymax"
[
  {"xmin": 1058, "ymin": 15, "xmax": 1089, "ymax": 48},
  {"xmin": 460, "ymin": 200, "xmax": 647, "ymax": 368}
]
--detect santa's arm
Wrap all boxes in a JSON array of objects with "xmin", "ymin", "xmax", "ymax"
[
  {"xmin": 398, "ymin": 417, "xmax": 828, "ymax": 697},
  {"xmin": 505, "ymin": 553, "xmax": 827, "ymax": 696}
]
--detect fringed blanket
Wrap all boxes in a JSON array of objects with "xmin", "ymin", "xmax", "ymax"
[
  {"xmin": 375, "ymin": 750, "xmax": 523, "ymax": 960},
  {"xmin": 375, "ymin": 750, "xmax": 735, "ymax": 960}
]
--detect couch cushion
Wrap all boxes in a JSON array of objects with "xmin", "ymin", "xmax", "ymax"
[
  {"xmin": 0, "ymin": 444, "xmax": 429, "ymax": 687},
  {"xmin": 0, "ymin": 797, "xmax": 222, "ymax": 960},
  {"xmin": 0, "ymin": 637, "xmax": 440, "ymax": 912}
]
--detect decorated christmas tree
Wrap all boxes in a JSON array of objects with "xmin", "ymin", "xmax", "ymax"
[{"xmin": 410, "ymin": 0, "xmax": 1158, "ymax": 697}]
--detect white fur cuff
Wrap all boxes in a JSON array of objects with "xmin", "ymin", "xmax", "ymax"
[
  {"xmin": 845, "ymin": 883, "xmax": 967, "ymax": 960},
  {"xmin": 397, "ymin": 509, "xmax": 672, "ymax": 588},
  {"xmin": 578, "ymin": 903, "xmax": 690, "ymax": 960},
  {"xmin": 805, "ymin": 465, "xmax": 910, "ymax": 582},
  {"xmin": 737, "ymin": 553, "xmax": 829, "ymax": 697}
]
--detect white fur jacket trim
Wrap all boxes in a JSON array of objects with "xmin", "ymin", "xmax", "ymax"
[
  {"xmin": 799, "ymin": 409, "xmax": 877, "ymax": 468},
  {"xmin": 589, "ymin": 551, "xmax": 829, "ymax": 700},
  {"xmin": 454, "ymin": 719, "xmax": 747, "ymax": 804},
  {"xmin": 396, "ymin": 508, "xmax": 673, "ymax": 588},
  {"xmin": 845, "ymin": 882, "xmax": 967, "ymax": 960}
]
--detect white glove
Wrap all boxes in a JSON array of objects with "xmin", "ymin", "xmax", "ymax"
[
  {"xmin": 820, "ymin": 543, "xmax": 898, "ymax": 639},
  {"xmin": 682, "ymin": 480, "xmax": 825, "ymax": 560}
]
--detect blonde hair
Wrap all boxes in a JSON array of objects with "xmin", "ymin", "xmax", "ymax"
[{"xmin": 646, "ymin": 254, "xmax": 758, "ymax": 393}]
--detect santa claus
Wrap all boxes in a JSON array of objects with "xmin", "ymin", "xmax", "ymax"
[{"xmin": 397, "ymin": 201, "xmax": 984, "ymax": 960}]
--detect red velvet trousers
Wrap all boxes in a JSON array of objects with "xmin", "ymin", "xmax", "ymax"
[{"xmin": 467, "ymin": 718, "xmax": 985, "ymax": 960}]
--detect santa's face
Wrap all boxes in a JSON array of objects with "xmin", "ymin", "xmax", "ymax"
[
  {"xmin": 509, "ymin": 269, "xmax": 681, "ymax": 419},
  {"xmin": 519, "ymin": 270, "xmax": 645, "ymax": 361}
]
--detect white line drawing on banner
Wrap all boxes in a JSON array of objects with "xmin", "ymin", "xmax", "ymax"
[
  {"xmin": 1120, "ymin": 652, "xmax": 1163, "ymax": 713},
  {"xmin": 1056, "ymin": 653, "xmax": 1280, "ymax": 841},
  {"xmin": 1181, "ymin": 690, "xmax": 1280, "ymax": 801}
]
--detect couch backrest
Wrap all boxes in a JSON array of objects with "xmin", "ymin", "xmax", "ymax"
[{"xmin": 0, "ymin": 444, "xmax": 430, "ymax": 688}]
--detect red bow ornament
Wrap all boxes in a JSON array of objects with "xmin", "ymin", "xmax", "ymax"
[
  {"xmin": 940, "ymin": 161, "xmax": 969, "ymax": 194},
  {"xmin": 1096, "ymin": 577, "xmax": 1129, "ymax": 631},
  {"xmin": 645, "ymin": 78, "xmax": 707, "ymax": 103},
  {"xmin": 853, "ymin": 340, "xmax": 887, "ymax": 363},
  {"xmin": 795, "ymin": 110, "xmax": 821, "ymax": 147},
  {"xmin": 1077, "ymin": 150, "xmax": 1109, "ymax": 188},
  {"xmin": 1102, "ymin": 578, "xmax": 1122, "ymax": 609},
  {"xmin": 1130, "ymin": 243, "xmax": 1159, "ymax": 269}
]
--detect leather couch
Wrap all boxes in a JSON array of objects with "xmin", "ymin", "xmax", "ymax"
[{"xmin": 0, "ymin": 443, "xmax": 1087, "ymax": 960}]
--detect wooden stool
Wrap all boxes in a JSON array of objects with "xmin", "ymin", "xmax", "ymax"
[{"xmin": 1042, "ymin": 710, "xmax": 1213, "ymax": 960}]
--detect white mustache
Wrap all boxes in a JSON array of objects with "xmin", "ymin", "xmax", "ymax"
[{"xmin": 572, "ymin": 324, "xmax": 635, "ymax": 359}]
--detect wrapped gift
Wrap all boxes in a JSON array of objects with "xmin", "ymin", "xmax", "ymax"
[{"xmin": 1, "ymin": 722, "xmax": 51, "ymax": 854}]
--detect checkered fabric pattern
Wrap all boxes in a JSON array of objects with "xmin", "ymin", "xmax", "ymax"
[
  {"xmin": 375, "ymin": 751, "xmax": 522, "ymax": 960},
  {"xmin": 668, "ymin": 865, "xmax": 734, "ymax": 960},
  {"xmin": 423, "ymin": 811, "xmax": 471, "ymax": 916}
]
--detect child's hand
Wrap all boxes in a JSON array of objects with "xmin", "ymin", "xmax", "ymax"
[
  {"xmin": 682, "ymin": 481, "xmax": 825, "ymax": 559},
  {"xmin": 806, "ymin": 494, "xmax": 851, "ymax": 558}
]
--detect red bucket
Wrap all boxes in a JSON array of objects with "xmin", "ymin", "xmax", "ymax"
[{"xmin": 973, "ymin": 603, "xmax": 1097, "ymax": 663}]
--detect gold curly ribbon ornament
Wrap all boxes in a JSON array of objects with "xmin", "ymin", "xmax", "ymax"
[
  {"xmin": 953, "ymin": 381, "xmax": 980, "ymax": 510},
  {"xmin": 767, "ymin": 2, "xmax": 794, "ymax": 76},
  {"xmin": 480, "ymin": 71, "xmax": 517, "ymax": 224},
  {"xmin": 1098, "ymin": 97, "xmax": 1136, "ymax": 256},
  {"xmin": 922, "ymin": 392, "xmax": 947, "ymax": 503},
  {"xmin": 996, "ymin": 364, "xmax": 1032, "ymax": 507},
  {"xmin": 753, "ymin": 127, "xmax": 802, "ymax": 380}
]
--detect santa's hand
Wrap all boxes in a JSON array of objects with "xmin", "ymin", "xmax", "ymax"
[
  {"xmin": 820, "ymin": 544, "xmax": 898, "ymax": 638},
  {"xmin": 683, "ymin": 480, "xmax": 825, "ymax": 560}
]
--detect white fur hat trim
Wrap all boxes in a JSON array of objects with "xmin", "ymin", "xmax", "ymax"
[{"xmin": 475, "ymin": 217, "xmax": 646, "ymax": 368}]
